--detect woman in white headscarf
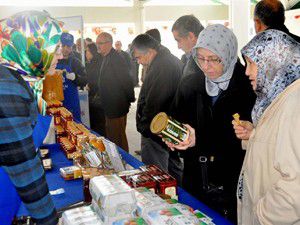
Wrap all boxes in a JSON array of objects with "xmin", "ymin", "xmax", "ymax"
[
  {"xmin": 167, "ymin": 24, "xmax": 256, "ymax": 222},
  {"xmin": 233, "ymin": 29, "xmax": 300, "ymax": 225}
]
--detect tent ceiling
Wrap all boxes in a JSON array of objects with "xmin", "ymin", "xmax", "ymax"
[
  {"xmin": 0, "ymin": 0, "xmax": 260, "ymax": 7},
  {"xmin": 0, "ymin": 0, "xmax": 298, "ymax": 9}
]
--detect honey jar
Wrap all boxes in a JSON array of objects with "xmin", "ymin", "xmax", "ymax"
[{"xmin": 150, "ymin": 112, "xmax": 188, "ymax": 145}]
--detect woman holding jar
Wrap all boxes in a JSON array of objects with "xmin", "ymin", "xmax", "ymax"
[{"xmin": 168, "ymin": 24, "xmax": 256, "ymax": 223}]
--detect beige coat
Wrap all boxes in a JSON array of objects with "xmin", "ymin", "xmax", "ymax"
[{"xmin": 238, "ymin": 79, "xmax": 300, "ymax": 225}]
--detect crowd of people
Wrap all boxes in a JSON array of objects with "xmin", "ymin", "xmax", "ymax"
[{"xmin": 1, "ymin": 0, "xmax": 299, "ymax": 224}]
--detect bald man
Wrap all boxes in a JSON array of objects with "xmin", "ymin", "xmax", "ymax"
[
  {"xmin": 96, "ymin": 33, "xmax": 135, "ymax": 152},
  {"xmin": 254, "ymin": 0, "xmax": 300, "ymax": 42}
]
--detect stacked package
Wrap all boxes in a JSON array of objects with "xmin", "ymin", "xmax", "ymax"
[
  {"xmin": 134, "ymin": 187, "xmax": 215, "ymax": 225},
  {"xmin": 62, "ymin": 205, "xmax": 103, "ymax": 225},
  {"xmin": 134, "ymin": 187, "xmax": 168, "ymax": 218},
  {"xmin": 62, "ymin": 174, "xmax": 215, "ymax": 225},
  {"xmin": 119, "ymin": 165, "xmax": 177, "ymax": 199},
  {"xmin": 90, "ymin": 175, "xmax": 137, "ymax": 224}
]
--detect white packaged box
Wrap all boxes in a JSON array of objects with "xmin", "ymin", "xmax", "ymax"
[
  {"xmin": 145, "ymin": 207, "xmax": 199, "ymax": 225},
  {"xmin": 89, "ymin": 175, "xmax": 137, "ymax": 217},
  {"xmin": 92, "ymin": 200, "xmax": 134, "ymax": 225},
  {"xmin": 134, "ymin": 187, "xmax": 168, "ymax": 217},
  {"xmin": 112, "ymin": 217, "xmax": 148, "ymax": 225},
  {"xmin": 62, "ymin": 205, "xmax": 103, "ymax": 225}
]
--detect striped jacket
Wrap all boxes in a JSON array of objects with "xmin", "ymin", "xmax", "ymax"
[{"xmin": 0, "ymin": 65, "xmax": 58, "ymax": 225}]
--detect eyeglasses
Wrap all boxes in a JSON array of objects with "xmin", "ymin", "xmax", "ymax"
[
  {"xmin": 96, "ymin": 41, "xmax": 110, "ymax": 45},
  {"xmin": 196, "ymin": 55, "xmax": 222, "ymax": 67}
]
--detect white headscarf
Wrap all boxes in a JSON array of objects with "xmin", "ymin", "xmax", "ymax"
[{"xmin": 193, "ymin": 24, "xmax": 238, "ymax": 96}]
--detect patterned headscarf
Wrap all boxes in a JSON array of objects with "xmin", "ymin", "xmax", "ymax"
[
  {"xmin": 193, "ymin": 24, "xmax": 238, "ymax": 96},
  {"xmin": 241, "ymin": 29, "xmax": 300, "ymax": 125}
]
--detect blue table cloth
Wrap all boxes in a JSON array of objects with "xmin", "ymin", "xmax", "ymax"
[
  {"xmin": 0, "ymin": 168, "xmax": 21, "ymax": 225},
  {"xmin": 17, "ymin": 144, "xmax": 83, "ymax": 216},
  {"xmin": 16, "ymin": 143, "xmax": 233, "ymax": 225}
]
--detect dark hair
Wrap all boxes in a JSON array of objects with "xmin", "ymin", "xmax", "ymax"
[
  {"xmin": 172, "ymin": 15, "xmax": 204, "ymax": 37},
  {"xmin": 131, "ymin": 34, "xmax": 160, "ymax": 54},
  {"xmin": 85, "ymin": 37, "xmax": 93, "ymax": 42},
  {"xmin": 72, "ymin": 44, "xmax": 77, "ymax": 52},
  {"xmin": 87, "ymin": 43, "xmax": 98, "ymax": 58},
  {"xmin": 254, "ymin": 0, "xmax": 285, "ymax": 28},
  {"xmin": 145, "ymin": 28, "xmax": 161, "ymax": 43}
]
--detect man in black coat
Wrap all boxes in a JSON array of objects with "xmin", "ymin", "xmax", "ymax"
[
  {"xmin": 254, "ymin": 0, "xmax": 300, "ymax": 43},
  {"xmin": 131, "ymin": 34, "xmax": 183, "ymax": 183},
  {"xmin": 172, "ymin": 15, "xmax": 204, "ymax": 77},
  {"xmin": 96, "ymin": 32, "xmax": 135, "ymax": 152}
]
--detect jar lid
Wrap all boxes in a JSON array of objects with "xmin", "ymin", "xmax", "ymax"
[{"xmin": 150, "ymin": 112, "xmax": 168, "ymax": 134}]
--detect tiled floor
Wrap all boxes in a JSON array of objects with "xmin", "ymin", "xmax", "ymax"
[{"xmin": 126, "ymin": 86, "xmax": 141, "ymax": 161}]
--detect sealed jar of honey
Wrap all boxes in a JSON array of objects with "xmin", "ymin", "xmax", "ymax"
[{"xmin": 150, "ymin": 112, "xmax": 188, "ymax": 145}]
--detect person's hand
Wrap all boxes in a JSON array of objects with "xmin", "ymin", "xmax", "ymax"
[
  {"xmin": 163, "ymin": 124, "xmax": 196, "ymax": 151},
  {"xmin": 66, "ymin": 72, "xmax": 76, "ymax": 81},
  {"xmin": 84, "ymin": 85, "xmax": 90, "ymax": 92},
  {"xmin": 232, "ymin": 120, "xmax": 254, "ymax": 140}
]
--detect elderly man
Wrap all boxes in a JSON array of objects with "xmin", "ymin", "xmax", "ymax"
[
  {"xmin": 131, "ymin": 34, "xmax": 183, "ymax": 183},
  {"xmin": 115, "ymin": 40, "xmax": 132, "ymax": 73},
  {"xmin": 96, "ymin": 32, "xmax": 135, "ymax": 152},
  {"xmin": 254, "ymin": 0, "xmax": 300, "ymax": 42},
  {"xmin": 172, "ymin": 15, "xmax": 204, "ymax": 76},
  {"xmin": 170, "ymin": 15, "xmax": 205, "ymax": 145}
]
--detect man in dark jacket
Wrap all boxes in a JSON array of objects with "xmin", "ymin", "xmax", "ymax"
[
  {"xmin": 86, "ymin": 42, "xmax": 105, "ymax": 136},
  {"xmin": 96, "ymin": 32, "xmax": 135, "ymax": 152},
  {"xmin": 131, "ymin": 34, "xmax": 183, "ymax": 183},
  {"xmin": 172, "ymin": 15, "xmax": 204, "ymax": 77},
  {"xmin": 254, "ymin": 0, "xmax": 300, "ymax": 43}
]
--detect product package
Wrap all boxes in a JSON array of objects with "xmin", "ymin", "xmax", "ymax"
[
  {"xmin": 60, "ymin": 165, "xmax": 82, "ymax": 180},
  {"xmin": 62, "ymin": 205, "xmax": 103, "ymax": 225},
  {"xmin": 112, "ymin": 217, "xmax": 148, "ymax": 225},
  {"xmin": 134, "ymin": 187, "xmax": 168, "ymax": 218},
  {"xmin": 145, "ymin": 207, "xmax": 198, "ymax": 225},
  {"xmin": 89, "ymin": 175, "xmax": 137, "ymax": 218}
]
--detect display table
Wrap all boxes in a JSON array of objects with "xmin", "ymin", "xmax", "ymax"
[{"xmin": 16, "ymin": 143, "xmax": 233, "ymax": 225}]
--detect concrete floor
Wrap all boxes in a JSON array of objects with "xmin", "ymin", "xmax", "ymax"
[{"xmin": 126, "ymin": 86, "xmax": 142, "ymax": 161}]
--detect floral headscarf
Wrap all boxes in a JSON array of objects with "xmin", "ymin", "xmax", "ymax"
[
  {"xmin": 241, "ymin": 29, "xmax": 300, "ymax": 125},
  {"xmin": 193, "ymin": 24, "xmax": 238, "ymax": 96}
]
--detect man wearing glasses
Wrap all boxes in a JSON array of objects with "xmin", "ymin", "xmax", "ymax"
[
  {"xmin": 131, "ymin": 34, "xmax": 183, "ymax": 184},
  {"xmin": 96, "ymin": 32, "xmax": 135, "ymax": 152}
]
